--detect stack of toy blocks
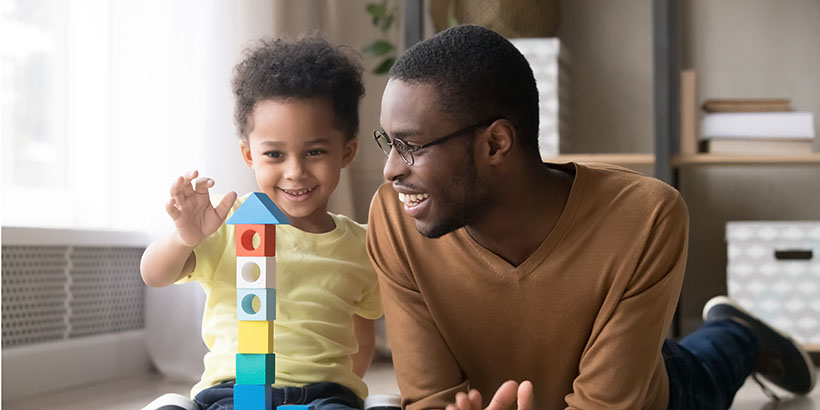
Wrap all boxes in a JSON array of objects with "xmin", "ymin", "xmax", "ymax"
[{"xmin": 227, "ymin": 193, "xmax": 290, "ymax": 410}]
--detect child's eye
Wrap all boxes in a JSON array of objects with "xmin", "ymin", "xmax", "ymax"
[
  {"xmin": 263, "ymin": 151, "xmax": 283, "ymax": 159},
  {"xmin": 307, "ymin": 149, "xmax": 326, "ymax": 157}
]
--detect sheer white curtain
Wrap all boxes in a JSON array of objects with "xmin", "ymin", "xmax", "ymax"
[{"xmin": 1, "ymin": 0, "xmax": 275, "ymax": 234}]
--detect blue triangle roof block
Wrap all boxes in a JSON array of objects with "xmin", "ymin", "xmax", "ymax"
[{"xmin": 226, "ymin": 192, "xmax": 291, "ymax": 225}]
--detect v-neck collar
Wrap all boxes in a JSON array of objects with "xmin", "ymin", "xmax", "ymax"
[{"xmin": 455, "ymin": 162, "xmax": 586, "ymax": 279}]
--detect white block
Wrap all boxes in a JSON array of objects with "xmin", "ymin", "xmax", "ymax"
[{"xmin": 236, "ymin": 256, "xmax": 276, "ymax": 288}]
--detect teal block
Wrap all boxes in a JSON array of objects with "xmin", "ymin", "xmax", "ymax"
[
  {"xmin": 278, "ymin": 406, "xmax": 316, "ymax": 410},
  {"xmin": 237, "ymin": 288, "xmax": 276, "ymax": 321},
  {"xmin": 227, "ymin": 192, "xmax": 290, "ymax": 225},
  {"xmin": 234, "ymin": 384, "xmax": 272, "ymax": 410},
  {"xmin": 236, "ymin": 353, "xmax": 276, "ymax": 385}
]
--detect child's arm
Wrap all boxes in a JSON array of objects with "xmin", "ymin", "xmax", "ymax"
[
  {"xmin": 351, "ymin": 314, "xmax": 376, "ymax": 377},
  {"xmin": 140, "ymin": 170, "xmax": 237, "ymax": 287}
]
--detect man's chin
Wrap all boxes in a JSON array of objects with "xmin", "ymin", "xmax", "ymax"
[{"xmin": 415, "ymin": 219, "xmax": 463, "ymax": 239}]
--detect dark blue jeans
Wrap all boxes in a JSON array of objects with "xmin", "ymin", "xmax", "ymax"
[
  {"xmin": 194, "ymin": 381, "xmax": 363, "ymax": 410},
  {"xmin": 663, "ymin": 319, "xmax": 758, "ymax": 410}
]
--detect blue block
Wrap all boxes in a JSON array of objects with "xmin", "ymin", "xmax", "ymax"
[
  {"xmin": 237, "ymin": 288, "xmax": 276, "ymax": 321},
  {"xmin": 278, "ymin": 406, "xmax": 316, "ymax": 410},
  {"xmin": 227, "ymin": 192, "xmax": 290, "ymax": 225},
  {"xmin": 234, "ymin": 384, "xmax": 272, "ymax": 410},
  {"xmin": 236, "ymin": 353, "xmax": 276, "ymax": 385}
]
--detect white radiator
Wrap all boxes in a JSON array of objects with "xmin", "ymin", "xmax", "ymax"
[{"xmin": 1, "ymin": 227, "xmax": 152, "ymax": 401}]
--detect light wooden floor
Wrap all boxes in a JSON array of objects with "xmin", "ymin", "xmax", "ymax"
[{"xmin": 3, "ymin": 359, "xmax": 818, "ymax": 409}]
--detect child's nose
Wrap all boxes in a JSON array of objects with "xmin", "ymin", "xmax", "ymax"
[{"xmin": 284, "ymin": 157, "xmax": 307, "ymax": 179}]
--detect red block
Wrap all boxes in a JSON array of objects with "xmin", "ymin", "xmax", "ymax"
[{"xmin": 235, "ymin": 224, "xmax": 276, "ymax": 257}]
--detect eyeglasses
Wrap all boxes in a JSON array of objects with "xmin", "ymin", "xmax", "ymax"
[{"xmin": 373, "ymin": 118, "xmax": 498, "ymax": 166}]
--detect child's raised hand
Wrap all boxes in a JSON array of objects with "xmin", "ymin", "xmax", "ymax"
[{"xmin": 166, "ymin": 170, "xmax": 238, "ymax": 248}]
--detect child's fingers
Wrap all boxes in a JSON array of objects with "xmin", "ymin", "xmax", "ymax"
[
  {"xmin": 165, "ymin": 198, "xmax": 181, "ymax": 219},
  {"xmin": 193, "ymin": 177, "xmax": 214, "ymax": 194},
  {"xmin": 180, "ymin": 170, "xmax": 198, "ymax": 196},
  {"xmin": 171, "ymin": 176, "xmax": 187, "ymax": 208},
  {"xmin": 213, "ymin": 191, "xmax": 238, "ymax": 221}
]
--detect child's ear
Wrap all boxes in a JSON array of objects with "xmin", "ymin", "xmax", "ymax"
[
  {"xmin": 341, "ymin": 138, "xmax": 358, "ymax": 168},
  {"xmin": 239, "ymin": 139, "xmax": 254, "ymax": 169}
]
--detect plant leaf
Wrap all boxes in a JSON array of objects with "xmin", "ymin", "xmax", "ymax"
[
  {"xmin": 380, "ymin": 14, "xmax": 394, "ymax": 33},
  {"xmin": 363, "ymin": 39, "xmax": 394, "ymax": 57},
  {"xmin": 373, "ymin": 57, "xmax": 396, "ymax": 75}
]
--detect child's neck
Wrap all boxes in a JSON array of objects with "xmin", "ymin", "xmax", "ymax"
[{"xmin": 289, "ymin": 211, "xmax": 336, "ymax": 234}]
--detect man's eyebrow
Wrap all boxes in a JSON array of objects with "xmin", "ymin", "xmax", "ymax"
[{"xmin": 389, "ymin": 130, "xmax": 423, "ymax": 140}]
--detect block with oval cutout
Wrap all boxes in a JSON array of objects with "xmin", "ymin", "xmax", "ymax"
[
  {"xmin": 235, "ymin": 224, "xmax": 276, "ymax": 257},
  {"xmin": 236, "ymin": 256, "xmax": 276, "ymax": 289},
  {"xmin": 238, "ymin": 320, "xmax": 274, "ymax": 354},
  {"xmin": 237, "ymin": 288, "xmax": 276, "ymax": 321}
]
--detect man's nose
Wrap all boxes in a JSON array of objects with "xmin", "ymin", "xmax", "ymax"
[{"xmin": 383, "ymin": 147, "xmax": 409, "ymax": 182}]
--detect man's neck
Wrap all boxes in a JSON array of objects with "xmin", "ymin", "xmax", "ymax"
[{"xmin": 465, "ymin": 163, "xmax": 574, "ymax": 267}]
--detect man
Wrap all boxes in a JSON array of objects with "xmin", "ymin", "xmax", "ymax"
[{"xmin": 366, "ymin": 25, "xmax": 815, "ymax": 410}]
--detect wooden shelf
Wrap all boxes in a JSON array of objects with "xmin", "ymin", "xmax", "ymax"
[
  {"xmin": 673, "ymin": 153, "xmax": 820, "ymax": 166},
  {"xmin": 542, "ymin": 153, "xmax": 655, "ymax": 167}
]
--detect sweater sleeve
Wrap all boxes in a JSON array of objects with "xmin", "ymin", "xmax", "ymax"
[
  {"xmin": 366, "ymin": 184, "xmax": 469, "ymax": 410},
  {"xmin": 565, "ymin": 190, "xmax": 689, "ymax": 409}
]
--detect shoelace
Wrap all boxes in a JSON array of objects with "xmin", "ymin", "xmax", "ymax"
[{"xmin": 752, "ymin": 373, "xmax": 781, "ymax": 402}]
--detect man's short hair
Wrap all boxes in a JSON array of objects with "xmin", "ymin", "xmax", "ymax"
[
  {"xmin": 389, "ymin": 25, "xmax": 540, "ymax": 157},
  {"xmin": 232, "ymin": 35, "xmax": 365, "ymax": 141}
]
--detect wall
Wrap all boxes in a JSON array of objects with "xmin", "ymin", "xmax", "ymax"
[
  {"xmin": 677, "ymin": 0, "xmax": 820, "ymax": 334},
  {"xmin": 557, "ymin": 0, "xmax": 654, "ymax": 154}
]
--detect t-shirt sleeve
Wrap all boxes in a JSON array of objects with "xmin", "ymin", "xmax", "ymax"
[
  {"xmin": 353, "ymin": 237, "xmax": 383, "ymax": 320},
  {"xmin": 565, "ymin": 189, "xmax": 689, "ymax": 409},
  {"xmin": 366, "ymin": 184, "xmax": 469, "ymax": 410}
]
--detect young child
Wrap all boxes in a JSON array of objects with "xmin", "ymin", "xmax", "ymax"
[{"xmin": 140, "ymin": 36, "xmax": 381, "ymax": 410}]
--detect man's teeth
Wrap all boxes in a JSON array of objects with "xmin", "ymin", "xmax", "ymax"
[{"xmin": 398, "ymin": 192, "xmax": 430, "ymax": 205}]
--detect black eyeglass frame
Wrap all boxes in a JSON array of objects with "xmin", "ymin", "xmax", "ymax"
[{"xmin": 373, "ymin": 118, "xmax": 500, "ymax": 166}]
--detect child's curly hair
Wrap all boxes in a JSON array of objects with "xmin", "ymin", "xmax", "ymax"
[{"xmin": 232, "ymin": 35, "xmax": 365, "ymax": 141}]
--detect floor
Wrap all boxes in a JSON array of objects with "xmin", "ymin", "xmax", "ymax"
[{"xmin": 3, "ymin": 359, "xmax": 819, "ymax": 409}]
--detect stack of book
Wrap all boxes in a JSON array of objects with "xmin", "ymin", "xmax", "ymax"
[{"xmin": 698, "ymin": 99, "xmax": 816, "ymax": 155}]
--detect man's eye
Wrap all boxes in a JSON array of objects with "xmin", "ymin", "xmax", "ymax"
[
  {"xmin": 307, "ymin": 149, "xmax": 326, "ymax": 157},
  {"xmin": 264, "ymin": 151, "xmax": 282, "ymax": 158}
]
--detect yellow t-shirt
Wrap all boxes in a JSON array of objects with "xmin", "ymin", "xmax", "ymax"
[{"xmin": 180, "ymin": 193, "xmax": 383, "ymax": 399}]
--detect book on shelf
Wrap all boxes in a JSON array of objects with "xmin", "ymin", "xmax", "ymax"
[
  {"xmin": 699, "ymin": 138, "xmax": 814, "ymax": 155},
  {"xmin": 679, "ymin": 70, "xmax": 698, "ymax": 154},
  {"xmin": 702, "ymin": 98, "xmax": 791, "ymax": 113},
  {"xmin": 701, "ymin": 112, "xmax": 815, "ymax": 139}
]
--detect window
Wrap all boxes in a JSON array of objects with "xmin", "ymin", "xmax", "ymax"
[{"xmin": 2, "ymin": 0, "xmax": 263, "ymax": 232}]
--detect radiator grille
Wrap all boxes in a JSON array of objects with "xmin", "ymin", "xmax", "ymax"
[{"xmin": 2, "ymin": 245, "xmax": 145, "ymax": 348}]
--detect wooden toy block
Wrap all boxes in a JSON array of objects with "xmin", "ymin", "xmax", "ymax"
[
  {"xmin": 237, "ymin": 256, "xmax": 276, "ymax": 289},
  {"xmin": 237, "ymin": 288, "xmax": 276, "ymax": 321},
  {"xmin": 238, "ymin": 320, "xmax": 274, "ymax": 354},
  {"xmin": 227, "ymin": 192, "xmax": 290, "ymax": 225},
  {"xmin": 236, "ymin": 224, "xmax": 277, "ymax": 257},
  {"xmin": 236, "ymin": 353, "xmax": 276, "ymax": 385},
  {"xmin": 278, "ymin": 405, "xmax": 316, "ymax": 410},
  {"xmin": 234, "ymin": 383, "xmax": 272, "ymax": 410}
]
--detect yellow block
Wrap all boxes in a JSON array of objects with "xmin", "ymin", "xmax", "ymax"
[{"xmin": 238, "ymin": 320, "xmax": 274, "ymax": 354}]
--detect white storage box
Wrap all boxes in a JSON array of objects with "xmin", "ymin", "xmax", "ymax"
[{"xmin": 726, "ymin": 221, "xmax": 820, "ymax": 349}]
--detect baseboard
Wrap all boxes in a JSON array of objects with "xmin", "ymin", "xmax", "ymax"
[{"xmin": 1, "ymin": 330, "xmax": 152, "ymax": 401}]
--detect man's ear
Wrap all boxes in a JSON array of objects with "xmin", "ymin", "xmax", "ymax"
[
  {"xmin": 341, "ymin": 138, "xmax": 358, "ymax": 168},
  {"xmin": 239, "ymin": 139, "xmax": 254, "ymax": 169},
  {"xmin": 483, "ymin": 119, "xmax": 515, "ymax": 165}
]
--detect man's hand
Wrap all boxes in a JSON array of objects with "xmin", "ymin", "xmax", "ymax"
[
  {"xmin": 445, "ymin": 380, "xmax": 536, "ymax": 410},
  {"xmin": 166, "ymin": 170, "xmax": 237, "ymax": 248}
]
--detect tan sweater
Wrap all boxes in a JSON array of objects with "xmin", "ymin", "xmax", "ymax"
[{"xmin": 367, "ymin": 163, "xmax": 689, "ymax": 410}]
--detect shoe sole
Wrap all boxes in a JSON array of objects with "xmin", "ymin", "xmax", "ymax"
[{"xmin": 702, "ymin": 295, "xmax": 817, "ymax": 394}]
